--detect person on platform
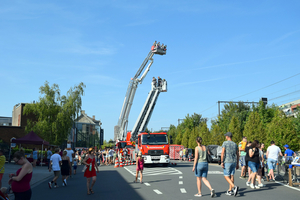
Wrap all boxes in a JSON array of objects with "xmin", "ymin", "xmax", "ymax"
[
  {"xmin": 83, "ymin": 148, "xmax": 99, "ymax": 195},
  {"xmin": 134, "ymin": 151, "xmax": 144, "ymax": 184},
  {"xmin": 9, "ymin": 151, "xmax": 33, "ymax": 200}
]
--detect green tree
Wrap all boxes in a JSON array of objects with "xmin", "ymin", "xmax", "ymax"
[
  {"xmin": 23, "ymin": 81, "xmax": 85, "ymax": 145},
  {"xmin": 168, "ymin": 125, "xmax": 177, "ymax": 144},
  {"xmin": 182, "ymin": 128, "xmax": 190, "ymax": 148},
  {"xmin": 175, "ymin": 132, "xmax": 182, "ymax": 145},
  {"xmin": 228, "ymin": 116, "xmax": 242, "ymax": 143},
  {"xmin": 198, "ymin": 123, "xmax": 210, "ymax": 145},
  {"xmin": 188, "ymin": 128, "xmax": 197, "ymax": 148},
  {"xmin": 243, "ymin": 111, "xmax": 265, "ymax": 143},
  {"xmin": 266, "ymin": 110, "xmax": 299, "ymax": 151},
  {"xmin": 210, "ymin": 122, "xmax": 224, "ymax": 146}
]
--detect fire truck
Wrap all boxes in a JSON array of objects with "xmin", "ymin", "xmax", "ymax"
[{"xmin": 114, "ymin": 42, "xmax": 170, "ymax": 165}]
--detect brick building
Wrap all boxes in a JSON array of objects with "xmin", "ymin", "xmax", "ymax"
[{"xmin": 0, "ymin": 103, "xmax": 34, "ymax": 145}]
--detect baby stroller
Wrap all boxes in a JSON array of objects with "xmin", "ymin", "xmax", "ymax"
[{"xmin": 0, "ymin": 187, "xmax": 10, "ymax": 200}]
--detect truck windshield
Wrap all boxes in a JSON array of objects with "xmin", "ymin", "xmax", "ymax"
[
  {"xmin": 119, "ymin": 142, "xmax": 127, "ymax": 148},
  {"xmin": 141, "ymin": 134, "xmax": 168, "ymax": 145}
]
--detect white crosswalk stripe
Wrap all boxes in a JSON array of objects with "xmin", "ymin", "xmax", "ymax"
[{"xmin": 124, "ymin": 166, "xmax": 182, "ymax": 177}]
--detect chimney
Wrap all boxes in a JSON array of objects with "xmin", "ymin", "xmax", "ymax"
[
  {"xmin": 93, "ymin": 115, "xmax": 95, "ymax": 120},
  {"xmin": 81, "ymin": 110, "xmax": 85, "ymax": 115}
]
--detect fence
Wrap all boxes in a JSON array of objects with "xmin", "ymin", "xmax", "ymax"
[{"xmin": 271, "ymin": 155, "xmax": 300, "ymax": 185}]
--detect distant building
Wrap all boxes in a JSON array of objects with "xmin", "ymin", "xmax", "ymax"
[
  {"xmin": 0, "ymin": 116, "xmax": 12, "ymax": 126},
  {"xmin": 74, "ymin": 110, "xmax": 103, "ymax": 148},
  {"xmin": 279, "ymin": 99, "xmax": 300, "ymax": 117}
]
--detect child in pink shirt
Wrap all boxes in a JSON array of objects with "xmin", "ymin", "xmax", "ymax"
[{"xmin": 134, "ymin": 152, "xmax": 144, "ymax": 184}]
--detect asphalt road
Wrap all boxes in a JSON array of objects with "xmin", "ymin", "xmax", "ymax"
[{"xmin": 29, "ymin": 161, "xmax": 300, "ymax": 200}]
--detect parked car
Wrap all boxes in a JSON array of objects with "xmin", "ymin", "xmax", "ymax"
[{"xmin": 207, "ymin": 145, "xmax": 222, "ymax": 163}]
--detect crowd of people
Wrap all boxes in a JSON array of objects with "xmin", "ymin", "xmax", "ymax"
[
  {"xmin": 192, "ymin": 131, "xmax": 299, "ymax": 197},
  {"xmin": 0, "ymin": 133, "xmax": 298, "ymax": 199}
]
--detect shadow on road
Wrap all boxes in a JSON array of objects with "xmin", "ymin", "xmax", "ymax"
[{"xmin": 31, "ymin": 168, "xmax": 144, "ymax": 200}]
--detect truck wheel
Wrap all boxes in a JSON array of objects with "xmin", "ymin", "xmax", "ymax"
[{"xmin": 163, "ymin": 163, "xmax": 169, "ymax": 167}]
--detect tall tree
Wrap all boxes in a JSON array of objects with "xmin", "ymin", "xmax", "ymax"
[
  {"xmin": 198, "ymin": 122, "xmax": 210, "ymax": 145},
  {"xmin": 266, "ymin": 110, "xmax": 299, "ymax": 151},
  {"xmin": 23, "ymin": 81, "xmax": 85, "ymax": 145},
  {"xmin": 188, "ymin": 128, "xmax": 197, "ymax": 148},
  {"xmin": 243, "ymin": 111, "xmax": 265, "ymax": 143},
  {"xmin": 182, "ymin": 128, "xmax": 190, "ymax": 148},
  {"xmin": 210, "ymin": 123, "xmax": 224, "ymax": 146},
  {"xmin": 228, "ymin": 116, "xmax": 242, "ymax": 143}
]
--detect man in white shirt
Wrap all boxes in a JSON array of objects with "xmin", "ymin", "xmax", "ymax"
[
  {"xmin": 49, "ymin": 148, "xmax": 62, "ymax": 189},
  {"xmin": 65, "ymin": 144, "xmax": 74, "ymax": 177},
  {"xmin": 266, "ymin": 141, "xmax": 283, "ymax": 181}
]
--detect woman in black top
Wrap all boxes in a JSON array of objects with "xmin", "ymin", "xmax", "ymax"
[
  {"xmin": 247, "ymin": 140, "xmax": 260, "ymax": 189},
  {"xmin": 245, "ymin": 141, "xmax": 252, "ymax": 186}
]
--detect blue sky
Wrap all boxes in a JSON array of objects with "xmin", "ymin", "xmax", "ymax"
[{"xmin": 1, "ymin": 0, "xmax": 300, "ymax": 141}]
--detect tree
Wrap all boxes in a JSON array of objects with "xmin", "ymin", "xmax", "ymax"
[
  {"xmin": 266, "ymin": 110, "xmax": 299, "ymax": 151},
  {"xmin": 228, "ymin": 116, "xmax": 242, "ymax": 143},
  {"xmin": 210, "ymin": 123, "xmax": 224, "ymax": 146},
  {"xmin": 175, "ymin": 132, "xmax": 182, "ymax": 145},
  {"xmin": 182, "ymin": 128, "xmax": 190, "ymax": 148},
  {"xmin": 23, "ymin": 81, "xmax": 85, "ymax": 145},
  {"xmin": 243, "ymin": 111, "xmax": 265, "ymax": 143},
  {"xmin": 188, "ymin": 128, "xmax": 197, "ymax": 148},
  {"xmin": 168, "ymin": 125, "xmax": 177, "ymax": 144},
  {"xmin": 197, "ymin": 122, "xmax": 210, "ymax": 145}
]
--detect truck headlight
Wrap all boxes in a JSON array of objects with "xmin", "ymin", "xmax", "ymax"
[
  {"xmin": 143, "ymin": 157, "xmax": 147, "ymax": 160},
  {"xmin": 165, "ymin": 155, "xmax": 169, "ymax": 159}
]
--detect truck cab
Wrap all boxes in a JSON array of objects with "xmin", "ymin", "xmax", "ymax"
[{"xmin": 136, "ymin": 132, "xmax": 170, "ymax": 166}]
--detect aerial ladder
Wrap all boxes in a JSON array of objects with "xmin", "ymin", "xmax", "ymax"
[
  {"xmin": 129, "ymin": 79, "xmax": 167, "ymax": 142},
  {"xmin": 114, "ymin": 42, "xmax": 167, "ymax": 142}
]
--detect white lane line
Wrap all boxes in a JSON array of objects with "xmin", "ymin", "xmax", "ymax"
[
  {"xmin": 144, "ymin": 183, "xmax": 151, "ymax": 186},
  {"xmin": 124, "ymin": 167, "xmax": 136, "ymax": 176},
  {"xmin": 154, "ymin": 189, "xmax": 163, "ymax": 194},
  {"xmin": 172, "ymin": 167, "xmax": 183, "ymax": 174},
  {"xmin": 274, "ymin": 181, "xmax": 300, "ymax": 192},
  {"xmin": 179, "ymin": 176, "xmax": 183, "ymax": 179},
  {"xmin": 179, "ymin": 181, "xmax": 183, "ymax": 185},
  {"xmin": 180, "ymin": 188, "xmax": 187, "ymax": 193}
]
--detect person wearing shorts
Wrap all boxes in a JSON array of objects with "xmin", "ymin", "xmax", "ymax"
[
  {"xmin": 247, "ymin": 140, "xmax": 261, "ymax": 189},
  {"xmin": 238, "ymin": 137, "xmax": 247, "ymax": 178},
  {"xmin": 221, "ymin": 132, "xmax": 239, "ymax": 196},
  {"xmin": 266, "ymin": 141, "xmax": 282, "ymax": 181},
  {"xmin": 192, "ymin": 137, "xmax": 215, "ymax": 197},
  {"xmin": 49, "ymin": 148, "xmax": 62, "ymax": 189}
]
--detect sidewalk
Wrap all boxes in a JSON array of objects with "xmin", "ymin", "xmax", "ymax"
[{"xmin": 2, "ymin": 163, "xmax": 54, "ymax": 199}]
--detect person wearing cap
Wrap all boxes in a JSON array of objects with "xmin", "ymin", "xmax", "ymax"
[
  {"xmin": 266, "ymin": 141, "xmax": 283, "ymax": 181},
  {"xmin": 221, "ymin": 132, "xmax": 239, "ymax": 196},
  {"xmin": 284, "ymin": 144, "xmax": 296, "ymax": 162}
]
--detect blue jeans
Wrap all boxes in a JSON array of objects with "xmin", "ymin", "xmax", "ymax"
[
  {"xmin": 223, "ymin": 163, "xmax": 236, "ymax": 176},
  {"xmin": 195, "ymin": 162, "xmax": 208, "ymax": 178},
  {"xmin": 267, "ymin": 158, "xmax": 277, "ymax": 170},
  {"xmin": 248, "ymin": 161, "xmax": 260, "ymax": 173}
]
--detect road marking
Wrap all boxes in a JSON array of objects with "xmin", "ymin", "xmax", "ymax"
[
  {"xmin": 153, "ymin": 189, "xmax": 162, "ymax": 194},
  {"xmin": 124, "ymin": 166, "xmax": 182, "ymax": 176},
  {"xmin": 179, "ymin": 176, "xmax": 183, "ymax": 179},
  {"xmin": 144, "ymin": 183, "xmax": 151, "ymax": 186},
  {"xmin": 179, "ymin": 181, "xmax": 183, "ymax": 184},
  {"xmin": 208, "ymin": 171, "xmax": 223, "ymax": 174},
  {"xmin": 274, "ymin": 181, "xmax": 300, "ymax": 192},
  {"xmin": 180, "ymin": 188, "xmax": 187, "ymax": 193}
]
